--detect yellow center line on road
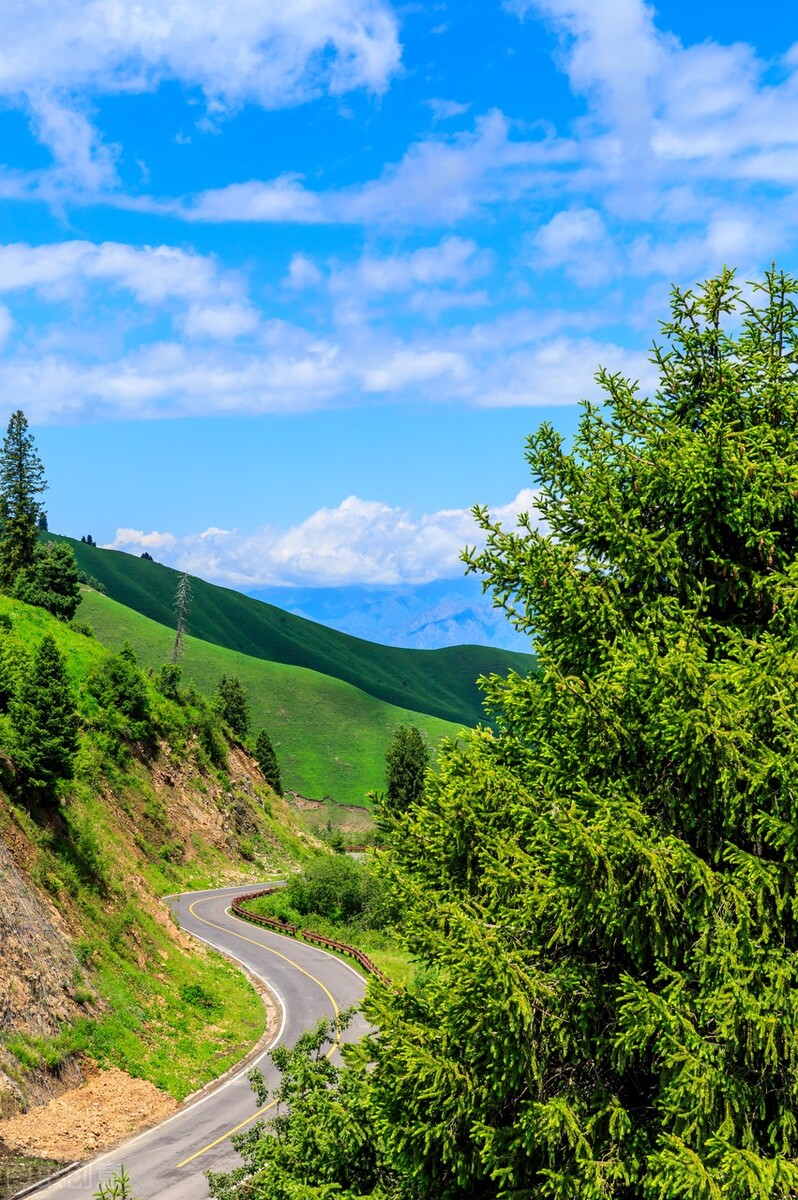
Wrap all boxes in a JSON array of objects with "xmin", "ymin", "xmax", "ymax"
[{"xmin": 175, "ymin": 895, "xmax": 343, "ymax": 1169}]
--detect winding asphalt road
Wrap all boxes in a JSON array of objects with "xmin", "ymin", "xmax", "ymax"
[{"xmin": 28, "ymin": 885, "xmax": 368, "ymax": 1200}]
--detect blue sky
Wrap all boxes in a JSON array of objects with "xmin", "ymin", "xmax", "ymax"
[{"xmin": 1, "ymin": 0, "xmax": 796, "ymax": 589}]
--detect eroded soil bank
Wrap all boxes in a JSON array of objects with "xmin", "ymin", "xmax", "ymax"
[{"xmin": 0, "ymin": 1067, "xmax": 177, "ymax": 1164}]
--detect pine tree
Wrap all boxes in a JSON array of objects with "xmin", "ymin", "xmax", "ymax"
[
  {"xmin": 14, "ymin": 540, "xmax": 81, "ymax": 620},
  {"xmin": 215, "ymin": 674, "xmax": 249, "ymax": 740},
  {"xmin": 384, "ymin": 724, "xmax": 428, "ymax": 814},
  {"xmin": 11, "ymin": 633, "xmax": 78, "ymax": 802},
  {"xmin": 255, "ymin": 728, "xmax": 282, "ymax": 794},
  {"xmin": 0, "ymin": 410, "xmax": 47, "ymax": 589},
  {"xmin": 207, "ymin": 268, "xmax": 798, "ymax": 1200}
]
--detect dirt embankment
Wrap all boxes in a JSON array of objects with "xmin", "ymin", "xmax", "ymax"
[{"xmin": 0, "ymin": 1068, "xmax": 177, "ymax": 1162}]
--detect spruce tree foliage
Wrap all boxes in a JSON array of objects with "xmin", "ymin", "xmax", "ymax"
[
  {"xmin": 207, "ymin": 1014, "xmax": 373, "ymax": 1200},
  {"xmin": 384, "ymin": 723, "xmax": 429, "ymax": 814},
  {"xmin": 155, "ymin": 662, "xmax": 182, "ymax": 700},
  {"xmin": 206, "ymin": 269, "xmax": 798, "ymax": 1200},
  {"xmin": 255, "ymin": 727, "xmax": 282, "ymax": 794},
  {"xmin": 37, "ymin": 511, "xmax": 48, "ymax": 532},
  {"xmin": 0, "ymin": 410, "xmax": 47, "ymax": 588},
  {"xmin": 215, "ymin": 674, "xmax": 249, "ymax": 740},
  {"xmin": 13, "ymin": 540, "xmax": 81, "ymax": 620},
  {"xmin": 10, "ymin": 633, "xmax": 78, "ymax": 802},
  {"xmin": 86, "ymin": 644, "xmax": 153, "ymax": 743}
]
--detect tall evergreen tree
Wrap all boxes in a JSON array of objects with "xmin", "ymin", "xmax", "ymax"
[
  {"xmin": 11, "ymin": 634, "xmax": 78, "ymax": 802},
  {"xmin": 0, "ymin": 410, "xmax": 47, "ymax": 588},
  {"xmin": 255, "ymin": 728, "xmax": 282, "ymax": 795},
  {"xmin": 384, "ymin": 724, "xmax": 428, "ymax": 814},
  {"xmin": 209, "ymin": 268, "xmax": 798, "ymax": 1200}
]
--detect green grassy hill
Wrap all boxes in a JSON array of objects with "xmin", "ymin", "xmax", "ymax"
[
  {"xmin": 79, "ymin": 589, "xmax": 462, "ymax": 805},
  {"xmin": 63, "ymin": 537, "xmax": 534, "ymax": 728},
  {"xmin": 0, "ymin": 591, "xmax": 316, "ymax": 1123}
]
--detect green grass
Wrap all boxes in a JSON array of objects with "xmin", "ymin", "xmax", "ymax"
[
  {"xmin": 0, "ymin": 592, "xmax": 308, "ymax": 1102},
  {"xmin": 78, "ymin": 589, "xmax": 462, "ymax": 805},
  {"xmin": 62, "ymin": 535, "xmax": 535, "ymax": 728}
]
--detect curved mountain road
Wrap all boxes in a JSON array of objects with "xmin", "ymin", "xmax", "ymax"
[{"xmin": 28, "ymin": 885, "xmax": 368, "ymax": 1200}]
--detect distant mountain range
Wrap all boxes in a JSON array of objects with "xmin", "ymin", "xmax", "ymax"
[{"xmin": 245, "ymin": 577, "xmax": 532, "ymax": 652}]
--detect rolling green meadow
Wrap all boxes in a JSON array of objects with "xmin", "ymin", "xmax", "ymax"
[
  {"xmin": 78, "ymin": 588, "xmax": 462, "ymax": 805},
  {"xmin": 64, "ymin": 535, "xmax": 534, "ymax": 728}
]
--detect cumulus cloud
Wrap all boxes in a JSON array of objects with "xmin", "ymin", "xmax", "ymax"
[
  {"xmin": 0, "ymin": 316, "xmax": 653, "ymax": 423},
  {"xmin": 284, "ymin": 253, "xmax": 324, "ymax": 290},
  {"xmin": 531, "ymin": 208, "xmax": 619, "ymax": 285},
  {"xmin": 181, "ymin": 302, "xmax": 260, "ymax": 340},
  {"xmin": 0, "ymin": 0, "xmax": 400, "ymax": 188},
  {"xmin": 331, "ymin": 237, "xmax": 490, "ymax": 294},
  {"xmin": 323, "ymin": 237, "xmax": 493, "ymax": 323},
  {"xmin": 0, "ymin": 240, "xmax": 243, "ymax": 306},
  {"xmin": 509, "ymin": 0, "xmax": 798, "ymax": 195},
  {"xmin": 0, "ymin": 0, "xmax": 400, "ymax": 104},
  {"xmin": 105, "ymin": 489, "xmax": 542, "ymax": 587},
  {"xmin": 182, "ymin": 109, "xmax": 574, "ymax": 226},
  {"xmin": 0, "ymin": 238, "xmax": 268, "ymax": 345}
]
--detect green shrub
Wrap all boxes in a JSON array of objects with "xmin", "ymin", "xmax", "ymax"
[
  {"xmin": 85, "ymin": 645, "xmax": 154, "ymax": 744},
  {"xmin": 156, "ymin": 663, "xmax": 182, "ymax": 700},
  {"xmin": 285, "ymin": 855, "xmax": 394, "ymax": 927},
  {"xmin": 179, "ymin": 982, "xmax": 221, "ymax": 1012}
]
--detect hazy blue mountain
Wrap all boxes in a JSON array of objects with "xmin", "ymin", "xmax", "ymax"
[{"xmin": 245, "ymin": 578, "xmax": 532, "ymax": 652}]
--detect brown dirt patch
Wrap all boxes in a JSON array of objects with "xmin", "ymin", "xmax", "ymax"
[{"xmin": 0, "ymin": 1068, "xmax": 177, "ymax": 1162}]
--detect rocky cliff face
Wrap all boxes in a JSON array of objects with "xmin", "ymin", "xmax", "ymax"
[{"xmin": 0, "ymin": 838, "xmax": 87, "ymax": 1117}]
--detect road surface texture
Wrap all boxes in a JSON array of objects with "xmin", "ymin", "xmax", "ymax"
[{"xmin": 26, "ymin": 884, "xmax": 368, "ymax": 1200}]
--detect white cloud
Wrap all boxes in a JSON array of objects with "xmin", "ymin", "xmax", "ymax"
[
  {"xmin": 25, "ymin": 90, "xmax": 119, "ymax": 189},
  {"xmin": 332, "ymin": 237, "xmax": 490, "ymax": 294},
  {"xmin": 510, "ymin": 0, "xmax": 798, "ymax": 194},
  {"xmin": 111, "ymin": 528, "xmax": 177, "ymax": 551},
  {"xmin": 188, "ymin": 174, "xmax": 330, "ymax": 224},
  {"xmin": 284, "ymin": 253, "xmax": 324, "ymax": 290},
  {"xmin": 181, "ymin": 302, "xmax": 260, "ymax": 340},
  {"xmin": 425, "ymin": 97, "xmax": 471, "ymax": 123},
  {"xmin": 1, "ymin": 3, "xmax": 401, "ymax": 119},
  {"xmin": 512, "ymin": 0, "xmax": 667, "ymax": 142},
  {"xmin": 323, "ymin": 237, "xmax": 493, "ymax": 323},
  {"xmin": 531, "ymin": 207, "xmax": 618, "ymax": 285},
  {"xmin": 472, "ymin": 336, "xmax": 654, "ymax": 408},
  {"xmin": 0, "ymin": 240, "xmax": 243, "ymax": 306},
  {"xmin": 0, "ymin": 305, "xmax": 13, "ymax": 346},
  {"xmin": 361, "ymin": 347, "xmax": 470, "ymax": 392},
  {"xmin": 0, "ymin": 0, "xmax": 400, "ymax": 187},
  {"xmin": 0, "ymin": 317, "xmax": 653, "ymax": 423},
  {"xmin": 183, "ymin": 109, "xmax": 574, "ymax": 226},
  {"xmin": 104, "ymin": 488, "xmax": 542, "ymax": 587}
]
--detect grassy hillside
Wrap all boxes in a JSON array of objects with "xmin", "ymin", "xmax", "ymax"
[
  {"xmin": 78, "ymin": 589, "xmax": 462, "ymax": 805},
  {"xmin": 64, "ymin": 537, "xmax": 534, "ymax": 727},
  {"xmin": 0, "ymin": 592, "xmax": 317, "ymax": 1129}
]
